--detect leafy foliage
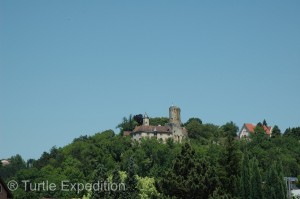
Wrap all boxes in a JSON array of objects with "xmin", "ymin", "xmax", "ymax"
[
  {"xmin": 272, "ymin": 125, "xmax": 281, "ymax": 138},
  {"xmin": 221, "ymin": 121, "xmax": 239, "ymax": 137},
  {"xmin": 240, "ymin": 153, "xmax": 251, "ymax": 199},
  {"xmin": 124, "ymin": 156, "xmax": 138, "ymax": 199},
  {"xmin": 284, "ymin": 127, "xmax": 300, "ymax": 139},
  {"xmin": 184, "ymin": 117, "xmax": 202, "ymax": 126},
  {"xmin": 91, "ymin": 164, "xmax": 108, "ymax": 199},
  {"xmin": 250, "ymin": 158, "xmax": 263, "ymax": 199},
  {"xmin": 1, "ymin": 117, "xmax": 299, "ymax": 199},
  {"xmin": 117, "ymin": 115, "xmax": 138, "ymax": 135},
  {"xmin": 159, "ymin": 143, "xmax": 219, "ymax": 198},
  {"xmin": 149, "ymin": 117, "xmax": 169, "ymax": 126},
  {"xmin": 133, "ymin": 114, "xmax": 144, "ymax": 126}
]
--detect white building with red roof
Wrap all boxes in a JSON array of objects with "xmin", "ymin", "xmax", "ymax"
[{"xmin": 239, "ymin": 123, "xmax": 273, "ymax": 139}]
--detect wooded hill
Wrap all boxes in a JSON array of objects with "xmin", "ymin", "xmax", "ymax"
[{"xmin": 1, "ymin": 116, "xmax": 300, "ymax": 199}]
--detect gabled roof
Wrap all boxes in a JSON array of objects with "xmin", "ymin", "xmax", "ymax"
[
  {"xmin": 0, "ymin": 176, "xmax": 13, "ymax": 198},
  {"xmin": 244, "ymin": 123, "xmax": 272, "ymax": 135},
  {"xmin": 244, "ymin": 123, "xmax": 256, "ymax": 132}
]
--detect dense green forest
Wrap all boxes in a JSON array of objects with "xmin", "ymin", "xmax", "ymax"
[{"xmin": 1, "ymin": 116, "xmax": 300, "ymax": 199}]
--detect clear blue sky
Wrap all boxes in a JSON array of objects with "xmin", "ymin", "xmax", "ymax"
[{"xmin": 1, "ymin": 1, "xmax": 299, "ymax": 160}]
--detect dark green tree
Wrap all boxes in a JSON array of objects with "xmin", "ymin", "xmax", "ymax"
[
  {"xmin": 117, "ymin": 115, "xmax": 138, "ymax": 135},
  {"xmin": 184, "ymin": 117, "xmax": 202, "ymax": 126},
  {"xmin": 254, "ymin": 125, "xmax": 265, "ymax": 134},
  {"xmin": 209, "ymin": 188, "xmax": 232, "ymax": 199},
  {"xmin": 110, "ymin": 169, "xmax": 123, "ymax": 199},
  {"xmin": 263, "ymin": 119, "xmax": 268, "ymax": 126},
  {"xmin": 271, "ymin": 125, "xmax": 281, "ymax": 138},
  {"xmin": 0, "ymin": 154, "xmax": 26, "ymax": 179},
  {"xmin": 250, "ymin": 158, "xmax": 263, "ymax": 199},
  {"xmin": 264, "ymin": 162, "xmax": 287, "ymax": 199},
  {"xmin": 275, "ymin": 162, "xmax": 287, "ymax": 199},
  {"xmin": 159, "ymin": 143, "xmax": 219, "ymax": 199},
  {"xmin": 26, "ymin": 159, "xmax": 35, "ymax": 168},
  {"xmin": 133, "ymin": 114, "xmax": 143, "ymax": 126},
  {"xmin": 124, "ymin": 156, "xmax": 138, "ymax": 199},
  {"xmin": 149, "ymin": 117, "xmax": 169, "ymax": 126},
  {"xmin": 257, "ymin": 122, "xmax": 263, "ymax": 127},
  {"xmin": 284, "ymin": 127, "xmax": 300, "ymax": 139},
  {"xmin": 221, "ymin": 121, "xmax": 239, "ymax": 137},
  {"xmin": 220, "ymin": 135, "xmax": 241, "ymax": 197},
  {"xmin": 91, "ymin": 164, "xmax": 108, "ymax": 199},
  {"xmin": 185, "ymin": 119, "xmax": 202, "ymax": 139},
  {"xmin": 34, "ymin": 146, "xmax": 64, "ymax": 169},
  {"xmin": 240, "ymin": 153, "xmax": 251, "ymax": 199}
]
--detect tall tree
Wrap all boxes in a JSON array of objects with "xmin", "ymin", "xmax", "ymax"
[
  {"xmin": 222, "ymin": 121, "xmax": 239, "ymax": 137},
  {"xmin": 220, "ymin": 135, "xmax": 241, "ymax": 197},
  {"xmin": 271, "ymin": 125, "xmax": 281, "ymax": 138},
  {"xmin": 264, "ymin": 162, "xmax": 287, "ymax": 199},
  {"xmin": 124, "ymin": 156, "xmax": 138, "ymax": 199},
  {"xmin": 284, "ymin": 127, "xmax": 300, "ymax": 139},
  {"xmin": 110, "ymin": 169, "xmax": 123, "ymax": 199},
  {"xmin": 250, "ymin": 158, "xmax": 263, "ymax": 199},
  {"xmin": 185, "ymin": 119, "xmax": 203, "ymax": 139},
  {"xmin": 263, "ymin": 119, "xmax": 268, "ymax": 127},
  {"xmin": 257, "ymin": 122, "xmax": 263, "ymax": 127},
  {"xmin": 117, "ymin": 115, "xmax": 138, "ymax": 135},
  {"xmin": 240, "ymin": 153, "xmax": 251, "ymax": 199},
  {"xmin": 91, "ymin": 164, "xmax": 108, "ymax": 199},
  {"xmin": 275, "ymin": 162, "xmax": 287, "ymax": 199},
  {"xmin": 159, "ymin": 143, "xmax": 219, "ymax": 199}
]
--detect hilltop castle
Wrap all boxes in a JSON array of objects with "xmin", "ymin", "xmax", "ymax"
[{"xmin": 130, "ymin": 106, "xmax": 188, "ymax": 142}]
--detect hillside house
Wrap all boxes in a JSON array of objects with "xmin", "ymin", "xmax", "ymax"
[{"xmin": 239, "ymin": 123, "xmax": 272, "ymax": 139}]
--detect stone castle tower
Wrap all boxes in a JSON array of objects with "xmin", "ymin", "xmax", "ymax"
[{"xmin": 169, "ymin": 106, "xmax": 181, "ymax": 125}]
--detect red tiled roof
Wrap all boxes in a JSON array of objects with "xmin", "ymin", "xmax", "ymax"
[
  {"xmin": 133, "ymin": 125, "xmax": 171, "ymax": 133},
  {"xmin": 244, "ymin": 123, "xmax": 272, "ymax": 135},
  {"xmin": 245, "ymin": 123, "xmax": 256, "ymax": 132},
  {"xmin": 263, "ymin": 126, "xmax": 272, "ymax": 135}
]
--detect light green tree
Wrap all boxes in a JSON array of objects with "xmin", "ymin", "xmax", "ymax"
[{"xmin": 136, "ymin": 176, "xmax": 160, "ymax": 199}]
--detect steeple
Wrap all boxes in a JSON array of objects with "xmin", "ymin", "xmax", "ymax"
[{"xmin": 143, "ymin": 113, "xmax": 149, "ymax": 126}]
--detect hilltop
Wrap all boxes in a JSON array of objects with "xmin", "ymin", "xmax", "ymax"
[{"xmin": 1, "ymin": 116, "xmax": 300, "ymax": 198}]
